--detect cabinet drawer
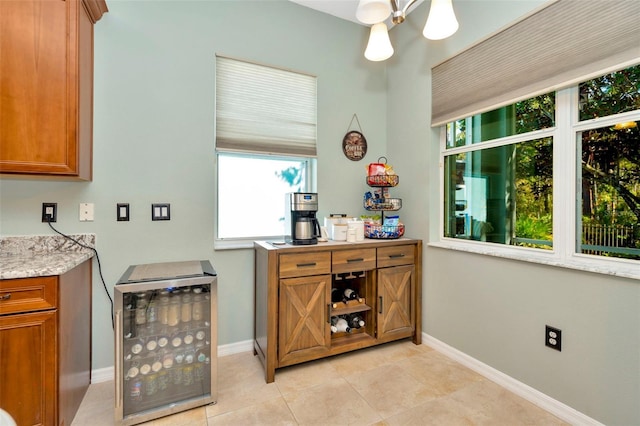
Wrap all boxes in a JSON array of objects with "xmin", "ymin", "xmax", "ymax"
[
  {"xmin": 377, "ymin": 245, "xmax": 415, "ymax": 268},
  {"xmin": 279, "ymin": 252, "xmax": 331, "ymax": 278},
  {"xmin": 332, "ymin": 248, "xmax": 376, "ymax": 274},
  {"xmin": 0, "ymin": 276, "xmax": 58, "ymax": 315}
]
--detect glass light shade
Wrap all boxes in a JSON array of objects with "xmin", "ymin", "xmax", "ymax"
[
  {"xmin": 356, "ymin": 0, "xmax": 392, "ymax": 25},
  {"xmin": 423, "ymin": 0, "xmax": 459, "ymax": 40},
  {"xmin": 364, "ymin": 23, "xmax": 394, "ymax": 61}
]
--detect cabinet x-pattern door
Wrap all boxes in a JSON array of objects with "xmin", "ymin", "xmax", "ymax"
[
  {"xmin": 278, "ymin": 275, "xmax": 331, "ymax": 366},
  {"xmin": 377, "ymin": 264, "xmax": 415, "ymax": 341}
]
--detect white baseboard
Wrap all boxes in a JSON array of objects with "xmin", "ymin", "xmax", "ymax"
[
  {"xmin": 90, "ymin": 339, "xmax": 254, "ymax": 384},
  {"xmin": 422, "ymin": 333, "xmax": 603, "ymax": 426}
]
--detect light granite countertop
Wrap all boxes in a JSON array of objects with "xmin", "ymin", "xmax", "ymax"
[{"xmin": 0, "ymin": 234, "xmax": 95, "ymax": 280}]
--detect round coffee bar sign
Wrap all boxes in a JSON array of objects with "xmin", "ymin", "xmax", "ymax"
[{"xmin": 342, "ymin": 130, "xmax": 367, "ymax": 161}]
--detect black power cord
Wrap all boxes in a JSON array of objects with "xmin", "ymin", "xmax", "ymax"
[{"xmin": 47, "ymin": 221, "xmax": 114, "ymax": 329}]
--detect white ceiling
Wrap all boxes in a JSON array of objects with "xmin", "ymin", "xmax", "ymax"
[{"xmin": 289, "ymin": 0, "xmax": 424, "ymax": 26}]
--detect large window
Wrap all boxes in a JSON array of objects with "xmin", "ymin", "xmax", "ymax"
[
  {"xmin": 216, "ymin": 153, "xmax": 312, "ymax": 240},
  {"xmin": 441, "ymin": 64, "xmax": 640, "ymax": 271},
  {"xmin": 444, "ymin": 94, "xmax": 555, "ymax": 249},
  {"xmin": 215, "ymin": 56, "xmax": 317, "ymax": 248},
  {"xmin": 577, "ymin": 66, "xmax": 640, "ymax": 260}
]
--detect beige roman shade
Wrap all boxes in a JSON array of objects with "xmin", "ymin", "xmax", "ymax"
[
  {"xmin": 431, "ymin": 0, "xmax": 640, "ymax": 126},
  {"xmin": 215, "ymin": 55, "xmax": 317, "ymax": 156}
]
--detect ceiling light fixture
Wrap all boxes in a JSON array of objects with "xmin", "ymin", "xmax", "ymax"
[{"xmin": 358, "ymin": 0, "xmax": 459, "ymax": 61}]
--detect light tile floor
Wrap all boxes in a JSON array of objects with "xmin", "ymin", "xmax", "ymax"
[{"xmin": 72, "ymin": 341, "xmax": 567, "ymax": 425}]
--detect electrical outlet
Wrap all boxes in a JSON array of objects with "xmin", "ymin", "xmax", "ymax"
[
  {"xmin": 545, "ymin": 325, "xmax": 562, "ymax": 351},
  {"xmin": 79, "ymin": 203, "xmax": 94, "ymax": 221},
  {"xmin": 42, "ymin": 203, "xmax": 57, "ymax": 223}
]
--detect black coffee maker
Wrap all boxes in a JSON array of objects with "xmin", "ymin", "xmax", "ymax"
[{"xmin": 285, "ymin": 192, "xmax": 321, "ymax": 245}]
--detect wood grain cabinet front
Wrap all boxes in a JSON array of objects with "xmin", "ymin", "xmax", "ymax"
[
  {"xmin": 0, "ymin": 260, "xmax": 92, "ymax": 426},
  {"xmin": 0, "ymin": 0, "xmax": 107, "ymax": 179},
  {"xmin": 254, "ymin": 239, "xmax": 422, "ymax": 383}
]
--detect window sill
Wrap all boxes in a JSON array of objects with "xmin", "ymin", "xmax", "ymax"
[
  {"xmin": 214, "ymin": 239, "xmax": 256, "ymax": 250},
  {"xmin": 428, "ymin": 240, "xmax": 639, "ymax": 281}
]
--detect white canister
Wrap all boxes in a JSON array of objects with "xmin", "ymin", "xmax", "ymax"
[
  {"xmin": 333, "ymin": 223, "xmax": 348, "ymax": 241},
  {"xmin": 348, "ymin": 220, "xmax": 365, "ymax": 241}
]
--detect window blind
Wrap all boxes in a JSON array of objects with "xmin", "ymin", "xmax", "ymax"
[
  {"xmin": 215, "ymin": 56, "xmax": 317, "ymax": 156},
  {"xmin": 431, "ymin": 0, "xmax": 640, "ymax": 126}
]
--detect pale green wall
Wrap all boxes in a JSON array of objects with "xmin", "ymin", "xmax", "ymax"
[
  {"xmin": 389, "ymin": 2, "xmax": 640, "ymax": 425},
  {"xmin": 1, "ymin": 1, "xmax": 638, "ymax": 425},
  {"xmin": 0, "ymin": 1, "xmax": 388, "ymax": 368}
]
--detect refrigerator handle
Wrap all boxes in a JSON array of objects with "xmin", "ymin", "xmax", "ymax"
[{"xmin": 114, "ymin": 310, "xmax": 122, "ymax": 409}]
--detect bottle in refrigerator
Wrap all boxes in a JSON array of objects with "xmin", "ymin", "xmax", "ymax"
[
  {"xmin": 135, "ymin": 292, "xmax": 148, "ymax": 325},
  {"xmin": 157, "ymin": 291, "xmax": 170, "ymax": 325},
  {"xmin": 181, "ymin": 290, "xmax": 192, "ymax": 323},
  {"xmin": 192, "ymin": 288, "xmax": 205, "ymax": 321},
  {"xmin": 146, "ymin": 293, "xmax": 158, "ymax": 324},
  {"xmin": 145, "ymin": 336, "xmax": 158, "ymax": 352},
  {"xmin": 167, "ymin": 290, "xmax": 181, "ymax": 327}
]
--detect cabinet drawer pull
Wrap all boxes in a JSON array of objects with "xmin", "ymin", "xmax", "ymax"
[
  {"xmin": 0, "ymin": 294, "xmax": 11, "ymax": 301},
  {"xmin": 296, "ymin": 262, "xmax": 317, "ymax": 268},
  {"xmin": 379, "ymin": 296, "xmax": 383, "ymax": 314},
  {"xmin": 389, "ymin": 253, "xmax": 406, "ymax": 259},
  {"xmin": 347, "ymin": 258, "xmax": 364, "ymax": 263},
  {"xmin": 327, "ymin": 304, "xmax": 332, "ymax": 324}
]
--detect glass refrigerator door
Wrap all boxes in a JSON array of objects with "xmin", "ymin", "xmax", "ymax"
[{"xmin": 115, "ymin": 277, "xmax": 216, "ymax": 425}]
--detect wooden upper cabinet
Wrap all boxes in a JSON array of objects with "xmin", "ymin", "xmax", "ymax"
[{"xmin": 0, "ymin": 0, "xmax": 108, "ymax": 180}]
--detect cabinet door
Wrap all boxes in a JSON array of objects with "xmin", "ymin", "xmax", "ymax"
[
  {"xmin": 0, "ymin": 0, "xmax": 92, "ymax": 178},
  {"xmin": 0, "ymin": 310, "xmax": 57, "ymax": 426},
  {"xmin": 377, "ymin": 265, "xmax": 415, "ymax": 341},
  {"xmin": 278, "ymin": 275, "xmax": 331, "ymax": 366}
]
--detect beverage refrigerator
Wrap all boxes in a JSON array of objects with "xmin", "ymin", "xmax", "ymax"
[{"xmin": 114, "ymin": 260, "xmax": 217, "ymax": 425}]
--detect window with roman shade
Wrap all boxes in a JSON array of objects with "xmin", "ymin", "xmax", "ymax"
[
  {"xmin": 433, "ymin": 0, "xmax": 640, "ymax": 279},
  {"xmin": 214, "ymin": 56, "xmax": 318, "ymax": 248}
]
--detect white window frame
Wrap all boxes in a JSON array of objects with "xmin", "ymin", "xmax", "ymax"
[{"xmin": 435, "ymin": 79, "xmax": 640, "ymax": 281}]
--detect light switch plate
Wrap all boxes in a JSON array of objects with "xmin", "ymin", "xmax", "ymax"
[
  {"xmin": 117, "ymin": 203, "xmax": 130, "ymax": 221},
  {"xmin": 151, "ymin": 203, "xmax": 170, "ymax": 221}
]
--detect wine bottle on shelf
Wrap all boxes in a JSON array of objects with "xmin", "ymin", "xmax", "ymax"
[
  {"xmin": 331, "ymin": 288, "xmax": 346, "ymax": 308},
  {"xmin": 330, "ymin": 316, "xmax": 338, "ymax": 333},
  {"xmin": 343, "ymin": 288, "xmax": 363, "ymax": 303},
  {"xmin": 333, "ymin": 316, "xmax": 351, "ymax": 333},
  {"xmin": 347, "ymin": 313, "xmax": 365, "ymax": 329}
]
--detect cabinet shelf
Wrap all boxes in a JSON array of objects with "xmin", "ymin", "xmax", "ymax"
[
  {"xmin": 330, "ymin": 331, "xmax": 376, "ymax": 346},
  {"xmin": 331, "ymin": 303, "xmax": 371, "ymax": 316}
]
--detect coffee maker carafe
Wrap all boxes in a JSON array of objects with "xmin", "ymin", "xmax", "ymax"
[{"xmin": 285, "ymin": 193, "xmax": 320, "ymax": 245}]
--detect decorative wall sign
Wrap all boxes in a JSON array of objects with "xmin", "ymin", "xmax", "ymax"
[{"xmin": 342, "ymin": 114, "xmax": 367, "ymax": 161}]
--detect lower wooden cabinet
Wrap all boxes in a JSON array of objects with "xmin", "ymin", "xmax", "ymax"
[
  {"xmin": 254, "ymin": 239, "xmax": 422, "ymax": 383},
  {"xmin": 0, "ymin": 310, "xmax": 57, "ymax": 425},
  {"xmin": 278, "ymin": 275, "xmax": 332, "ymax": 366},
  {"xmin": 377, "ymin": 264, "xmax": 415, "ymax": 342},
  {"xmin": 0, "ymin": 260, "xmax": 92, "ymax": 425}
]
